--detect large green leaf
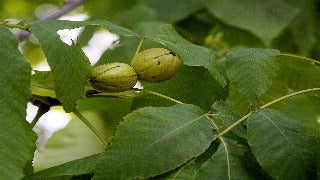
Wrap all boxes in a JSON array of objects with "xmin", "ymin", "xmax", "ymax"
[
  {"xmin": 135, "ymin": 21, "xmax": 226, "ymax": 87},
  {"xmin": 194, "ymin": 138, "xmax": 250, "ymax": 179},
  {"xmin": 141, "ymin": 0, "xmax": 206, "ymax": 23},
  {"xmin": 225, "ymin": 48, "xmax": 280, "ymax": 103},
  {"xmin": 93, "ymin": 104, "xmax": 213, "ymax": 179},
  {"xmin": 30, "ymin": 21, "xmax": 91, "ymax": 112},
  {"xmin": 205, "ymin": 0, "xmax": 299, "ymax": 45},
  {"xmin": 0, "ymin": 27, "xmax": 36, "ymax": 179},
  {"xmin": 33, "ymin": 97, "xmax": 132, "ymax": 172},
  {"xmin": 143, "ymin": 66, "xmax": 227, "ymax": 110},
  {"xmin": 247, "ymin": 109, "xmax": 317, "ymax": 179}
]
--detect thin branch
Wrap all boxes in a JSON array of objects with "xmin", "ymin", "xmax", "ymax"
[
  {"xmin": 0, "ymin": 22, "xmax": 29, "ymax": 31},
  {"xmin": 73, "ymin": 109, "xmax": 108, "ymax": 147},
  {"xmin": 17, "ymin": 0, "xmax": 87, "ymax": 41},
  {"xmin": 279, "ymin": 53, "xmax": 320, "ymax": 66},
  {"xmin": 30, "ymin": 104, "xmax": 50, "ymax": 127}
]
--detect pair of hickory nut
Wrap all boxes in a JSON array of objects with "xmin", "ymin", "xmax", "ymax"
[{"xmin": 89, "ymin": 48, "xmax": 182, "ymax": 92}]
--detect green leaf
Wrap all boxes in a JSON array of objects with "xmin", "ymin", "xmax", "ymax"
[
  {"xmin": 135, "ymin": 21, "xmax": 226, "ymax": 87},
  {"xmin": 31, "ymin": 71, "xmax": 56, "ymax": 98},
  {"xmin": 0, "ymin": 27, "xmax": 36, "ymax": 179},
  {"xmin": 194, "ymin": 138, "xmax": 250, "ymax": 180},
  {"xmin": 226, "ymin": 48, "xmax": 280, "ymax": 103},
  {"xmin": 205, "ymin": 0, "xmax": 299, "ymax": 45},
  {"xmin": 276, "ymin": 55, "xmax": 320, "ymax": 91},
  {"xmin": 93, "ymin": 104, "xmax": 213, "ymax": 179},
  {"xmin": 283, "ymin": 95, "xmax": 320, "ymax": 137},
  {"xmin": 30, "ymin": 22, "xmax": 91, "ymax": 112},
  {"xmin": 247, "ymin": 108, "xmax": 318, "ymax": 179},
  {"xmin": 143, "ymin": 66, "xmax": 227, "ymax": 110},
  {"xmin": 141, "ymin": 0, "xmax": 206, "ymax": 22}
]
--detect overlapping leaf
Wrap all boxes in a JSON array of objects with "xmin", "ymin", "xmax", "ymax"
[
  {"xmin": 93, "ymin": 104, "xmax": 213, "ymax": 179},
  {"xmin": 247, "ymin": 108, "xmax": 317, "ymax": 179},
  {"xmin": 0, "ymin": 27, "xmax": 36, "ymax": 179},
  {"xmin": 225, "ymin": 48, "xmax": 280, "ymax": 103}
]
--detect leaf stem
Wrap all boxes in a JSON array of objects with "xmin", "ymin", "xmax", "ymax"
[
  {"xmin": 213, "ymin": 87, "xmax": 320, "ymax": 141},
  {"xmin": 260, "ymin": 87, "xmax": 320, "ymax": 108},
  {"xmin": 73, "ymin": 109, "xmax": 108, "ymax": 147},
  {"xmin": 279, "ymin": 53, "xmax": 320, "ymax": 66},
  {"xmin": 0, "ymin": 22, "xmax": 29, "ymax": 31},
  {"xmin": 142, "ymin": 90, "xmax": 183, "ymax": 104},
  {"xmin": 30, "ymin": 104, "xmax": 50, "ymax": 127},
  {"xmin": 135, "ymin": 37, "xmax": 145, "ymax": 55}
]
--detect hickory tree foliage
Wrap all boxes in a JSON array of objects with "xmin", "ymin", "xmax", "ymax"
[{"xmin": 0, "ymin": 0, "xmax": 320, "ymax": 179}]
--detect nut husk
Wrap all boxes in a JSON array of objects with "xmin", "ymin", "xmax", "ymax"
[
  {"xmin": 132, "ymin": 48, "xmax": 182, "ymax": 83},
  {"xmin": 90, "ymin": 62, "xmax": 138, "ymax": 92}
]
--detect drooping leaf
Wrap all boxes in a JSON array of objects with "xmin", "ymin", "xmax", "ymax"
[
  {"xmin": 194, "ymin": 138, "xmax": 251, "ymax": 180},
  {"xmin": 225, "ymin": 48, "xmax": 280, "ymax": 103},
  {"xmin": 93, "ymin": 104, "xmax": 213, "ymax": 179},
  {"xmin": 205, "ymin": 0, "xmax": 299, "ymax": 45},
  {"xmin": 33, "ymin": 97, "xmax": 132, "ymax": 172},
  {"xmin": 135, "ymin": 21, "xmax": 226, "ymax": 87},
  {"xmin": 247, "ymin": 108, "xmax": 318, "ymax": 179},
  {"xmin": 0, "ymin": 27, "xmax": 36, "ymax": 179},
  {"xmin": 31, "ymin": 71, "xmax": 56, "ymax": 98},
  {"xmin": 141, "ymin": 0, "xmax": 206, "ymax": 23},
  {"xmin": 143, "ymin": 66, "xmax": 227, "ymax": 111},
  {"xmin": 30, "ymin": 21, "xmax": 91, "ymax": 112}
]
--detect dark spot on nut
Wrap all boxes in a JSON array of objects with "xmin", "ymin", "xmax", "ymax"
[
  {"xmin": 152, "ymin": 76, "xmax": 155, "ymax": 78},
  {"xmin": 157, "ymin": 61, "xmax": 160, "ymax": 65},
  {"xmin": 170, "ymin": 51, "xmax": 176, "ymax": 56}
]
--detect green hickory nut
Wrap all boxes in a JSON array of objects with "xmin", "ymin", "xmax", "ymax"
[
  {"xmin": 132, "ymin": 48, "xmax": 182, "ymax": 83},
  {"xmin": 89, "ymin": 62, "xmax": 138, "ymax": 92}
]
